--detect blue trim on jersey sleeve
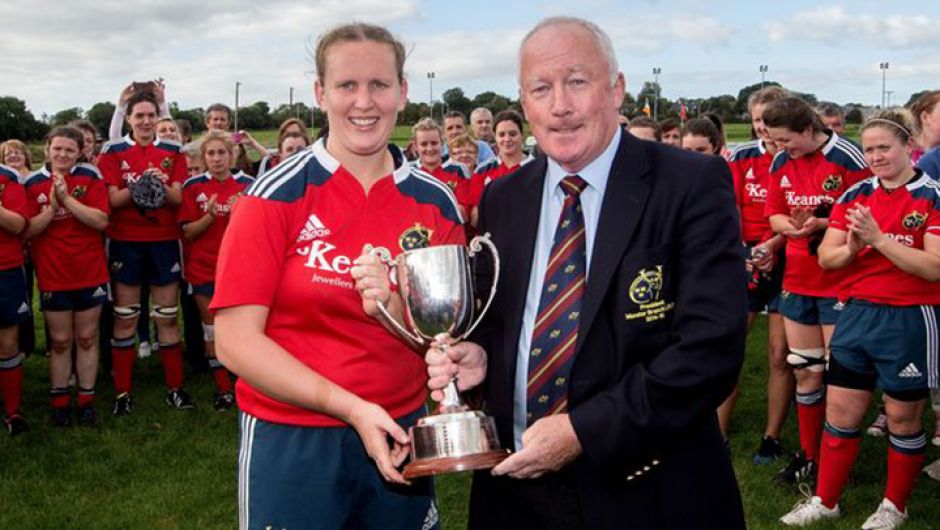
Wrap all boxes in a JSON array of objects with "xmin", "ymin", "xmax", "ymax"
[
  {"xmin": 100, "ymin": 139, "xmax": 132, "ymax": 154},
  {"xmin": 396, "ymin": 173, "xmax": 463, "ymax": 225},
  {"xmin": 182, "ymin": 175, "xmax": 210, "ymax": 189},
  {"xmin": 24, "ymin": 170, "xmax": 49, "ymax": 188},
  {"xmin": 837, "ymin": 177, "xmax": 876, "ymax": 204},
  {"xmin": 245, "ymin": 151, "xmax": 332, "ymax": 202},
  {"xmin": 72, "ymin": 163, "xmax": 103, "ymax": 180},
  {"xmin": 826, "ymin": 139, "xmax": 868, "ymax": 171},
  {"xmin": 475, "ymin": 158, "xmax": 499, "ymax": 174},
  {"xmin": 235, "ymin": 175, "xmax": 256, "ymax": 185},
  {"xmin": 770, "ymin": 151, "xmax": 791, "ymax": 173},
  {"xmin": 441, "ymin": 163, "xmax": 468, "ymax": 179},
  {"xmin": 908, "ymin": 176, "xmax": 940, "ymax": 207},
  {"xmin": 155, "ymin": 139, "xmax": 183, "ymax": 154},
  {"xmin": 0, "ymin": 164, "xmax": 20, "ymax": 183},
  {"xmin": 729, "ymin": 141, "xmax": 762, "ymax": 162}
]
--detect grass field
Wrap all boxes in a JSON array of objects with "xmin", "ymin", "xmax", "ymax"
[{"xmin": 1, "ymin": 314, "xmax": 937, "ymax": 529}]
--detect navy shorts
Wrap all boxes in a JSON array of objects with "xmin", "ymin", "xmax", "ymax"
[
  {"xmin": 778, "ymin": 291, "xmax": 843, "ymax": 326},
  {"xmin": 109, "ymin": 240, "xmax": 182, "ymax": 287},
  {"xmin": 40, "ymin": 283, "xmax": 109, "ymax": 312},
  {"xmin": 0, "ymin": 266, "xmax": 30, "ymax": 327},
  {"xmin": 189, "ymin": 282, "xmax": 215, "ymax": 299},
  {"xmin": 238, "ymin": 407, "xmax": 439, "ymax": 530},
  {"xmin": 828, "ymin": 301, "xmax": 938, "ymax": 396}
]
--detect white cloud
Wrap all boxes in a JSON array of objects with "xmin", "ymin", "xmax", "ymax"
[{"xmin": 765, "ymin": 7, "xmax": 935, "ymax": 49}]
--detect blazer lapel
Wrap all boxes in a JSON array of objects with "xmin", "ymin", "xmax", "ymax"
[{"xmin": 577, "ymin": 134, "xmax": 651, "ymax": 352}]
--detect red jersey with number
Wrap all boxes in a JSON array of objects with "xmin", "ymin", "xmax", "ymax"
[
  {"xmin": 829, "ymin": 171, "xmax": 940, "ymax": 306},
  {"xmin": 730, "ymin": 140, "xmax": 775, "ymax": 243},
  {"xmin": 179, "ymin": 172, "xmax": 254, "ymax": 286},
  {"xmin": 24, "ymin": 164, "xmax": 110, "ymax": 291},
  {"xmin": 468, "ymin": 155, "xmax": 534, "ymax": 207},
  {"xmin": 210, "ymin": 140, "xmax": 466, "ymax": 427},
  {"xmin": 766, "ymin": 133, "xmax": 872, "ymax": 297},
  {"xmin": 418, "ymin": 161, "xmax": 471, "ymax": 214},
  {"xmin": 98, "ymin": 135, "xmax": 187, "ymax": 242},
  {"xmin": 0, "ymin": 165, "xmax": 28, "ymax": 270}
]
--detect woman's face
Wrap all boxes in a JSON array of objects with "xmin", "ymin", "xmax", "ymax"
[
  {"xmin": 203, "ymin": 140, "xmax": 232, "ymax": 177},
  {"xmin": 414, "ymin": 129, "xmax": 443, "ymax": 170},
  {"xmin": 156, "ymin": 120, "xmax": 180, "ymax": 142},
  {"xmin": 920, "ymin": 103, "xmax": 940, "ymax": 148},
  {"xmin": 314, "ymin": 40, "xmax": 407, "ymax": 163},
  {"xmin": 80, "ymin": 130, "xmax": 96, "ymax": 159},
  {"xmin": 661, "ymin": 128, "xmax": 681, "ymax": 147},
  {"xmin": 279, "ymin": 136, "xmax": 307, "ymax": 158},
  {"xmin": 750, "ymin": 103, "xmax": 770, "ymax": 143},
  {"xmin": 283, "ymin": 123, "xmax": 305, "ymax": 137},
  {"xmin": 450, "ymin": 144, "xmax": 478, "ymax": 171},
  {"xmin": 767, "ymin": 126, "xmax": 816, "ymax": 159},
  {"xmin": 681, "ymin": 134, "xmax": 716, "ymax": 155},
  {"xmin": 495, "ymin": 120, "xmax": 522, "ymax": 159},
  {"xmin": 861, "ymin": 126, "xmax": 912, "ymax": 182},
  {"xmin": 186, "ymin": 154, "xmax": 205, "ymax": 177},
  {"xmin": 3, "ymin": 147, "xmax": 27, "ymax": 170},
  {"xmin": 46, "ymin": 136, "xmax": 81, "ymax": 174}
]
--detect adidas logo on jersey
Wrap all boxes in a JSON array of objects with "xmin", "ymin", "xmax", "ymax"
[
  {"xmin": 120, "ymin": 160, "xmax": 131, "ymax": 171},
  {"xmin": 196, "ymin": 192, "xmax": 208, "ymax": 202},
  {"xmin": 37, "ymin": 193, "xmax": 48, "ymax": 204},
  {"xmin": 297, "ymin": 214, "xmax": 331, "ymax": 242},
  {"xmin": 780, "ymin": 176, "xmax": 792, "ymax": 188},
  {"xmin": 17, "ymin": 302, "xmax": 29, "ymax": 314},
  {"xmin": 745, "ymin": 168, "xmax": 755, "ymax": 180},
  {"xmin": 170, "ymin": 262, "xmax": 181, "ymax": 273},
  {"xmin": 898, "ymin": 363, "xmax": 922, "ymax": 378},
  {"xmin": 93, "ymin": 286, "xmax": 107, "ymax": 298}
]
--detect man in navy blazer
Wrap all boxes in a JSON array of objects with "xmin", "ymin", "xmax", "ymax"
[{"xmin": 426, "ymin": 16, "xmax": 748, "ymax": 529}]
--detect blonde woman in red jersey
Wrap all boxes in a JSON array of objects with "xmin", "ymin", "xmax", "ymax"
[
  {"xmin": 780, "ymin": 110, "xmax": 939, "ymax": 529},
  {"xmin": 763, "ymin": 96, "xmax": 872, "ymax": 485}
]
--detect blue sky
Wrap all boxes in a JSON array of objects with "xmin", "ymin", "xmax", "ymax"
[{"xmin": 1, "ymin": 0, "xmax": 937, "ymax": 117}]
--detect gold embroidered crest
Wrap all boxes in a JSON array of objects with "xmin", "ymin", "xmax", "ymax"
[
  {"xmin": 902, "ymin": 211, "xmax": 926, "ymax": 230},
  {"xmin": 399, "ymin": 223, "xmax": 433, "ymax": 251},
  {"xmin": 822, "ymin": 174, "xmax": 842, "ymax": 192}
]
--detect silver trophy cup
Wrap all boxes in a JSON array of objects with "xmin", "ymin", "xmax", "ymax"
[{"xmin": 369, "ymin": 234, "xmax": 509, "ymax": 479}]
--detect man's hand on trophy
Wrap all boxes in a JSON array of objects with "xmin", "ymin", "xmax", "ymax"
[
  {"xmin": 347, "ymin": 400, "xmax": 411, "ymax": 484},
  {"xmin": 492, "ymin": 414, "xmax": 582, "ymax": 479},
  {"xmin": 352, "ymin": 248, "xmax": 392, "ymax": 318},
  {"xmin": 425, "ymin": 341, "xmax": 487, "ymax": 402}
]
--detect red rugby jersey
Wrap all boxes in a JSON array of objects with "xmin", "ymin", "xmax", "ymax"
[
  {"xmin": 829, "ymin": 171, "xmax": 940, "ymax": 306},
  {"xmin": 419, "ymin": 161, "xmax": 471, "ymax": 214},
  {"xmin": 0, "ymin": 164, "xmax": 28, "ymax": 270},
  {"xmin": 766, "ymin": 133, "xmax": 872, "ymax": 297},
  {"xmin": 179, "ymin": 172, "xmax": 254, "ymax": 286},
  {"xmin": 729, "ymin": 140, "xmax": 775, "ymax": 243},
  {"xmin": 468, "ymin": 155, "xmax": 534, "ymax": 207},
  {"xmin": 210, "ymin": 140, "xmax": 466, "ymax": 427},
  {"xmin": 98, "ymin": 135, "xmax": 187, "ymax": 242},
  {"xmin": 24, "ymin": 164, "xmax": 110, "ymax": 291}
]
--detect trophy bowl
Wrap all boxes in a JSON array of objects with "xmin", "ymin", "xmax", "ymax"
[{"xmin": 369, "ymin": 234, "xmax": 509, "ymax": 479}]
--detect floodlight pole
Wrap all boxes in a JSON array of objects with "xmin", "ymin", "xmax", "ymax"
[
  {"xmin": 879, "ymin": 62, "xmax": 889, "ymax": 108},
  {"xmin": 760, "ymin": 65, "xmax": 768, "ymax": 89},
  {"xmin": 234, "ymin": 81, "xmax": 241, "ymax": 131},
  {"xmin": 652, "ymin": 67, "xmax": 661, "ymax": 121},
  {"xmin": 427, "ymin": 72, "xmax": 436, "ymax": 120}
]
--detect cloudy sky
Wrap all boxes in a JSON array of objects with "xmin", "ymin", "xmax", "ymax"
[{"xmin": 2, "ymin": 0, "xmax": 938, "ymax": 117}]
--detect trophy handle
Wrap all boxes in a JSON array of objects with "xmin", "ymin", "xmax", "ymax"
[
  {"xmin": 459, "ymin": 233, "xmax": 500, "ymax": 341},
  {"xmin": 364, "ymin": 244, "xmax": 425, "ymax": 345}
]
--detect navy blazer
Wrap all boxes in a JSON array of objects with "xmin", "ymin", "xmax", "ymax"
[{"xmin": 469, "ymin": 131, "xmax": 748, "ymax": 529}]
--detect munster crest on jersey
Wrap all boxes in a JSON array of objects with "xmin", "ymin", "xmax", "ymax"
[
  {"xmin": 822, "ymin": 174, "xmax": 842, "ymax": 192},
  {"xmin": 399, "ymin": 223, "xmax": 432, "ymax": 251},
  {"xmin": 71, "ymin": 185, "xmax": 87, "ymax": 198},
  {"xmin": 161, "ymin": 157, "xmax": 173, "ymax": 170},
  {"xmin": 902, "ymin": 211, "xmax": 926, "ymax": 230}
]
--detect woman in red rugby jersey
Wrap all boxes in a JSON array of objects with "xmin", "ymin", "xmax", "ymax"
[{"xmin": 23, "ymin": 126, "xmax": 110, "ymax": 427}]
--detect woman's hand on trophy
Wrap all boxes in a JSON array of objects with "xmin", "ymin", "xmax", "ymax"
[
  {"xmin": 352, "ymin": 248, "xmax": 392, "ymax": 318},
  {"xmin": 426, "ymin": 341, "xmax": 487, "ymax": 402},
  {"xmin": 347, "ymin": 400, "xmax": 411, "ymax": 484}
]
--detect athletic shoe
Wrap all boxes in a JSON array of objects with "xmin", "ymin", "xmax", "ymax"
[
  {"xmin": 775, "ymin": 450, "xmax": 817, "ymax": 485},
  {"xmin": 137, "ymin": 341, "xmax": 152, "ymax": 359},
  {"xmin": 113, "ymin": 392, "xmax": 134, "ymax": 416},
  {"xmin": 753, "ymin": 435, "xmax": 784, "ymax": 465},
  {"xmin": 861, "ymin": 498, "xmax": 907, "ymax": 529},
  {"xmin": 52, "ymin": 407, "xmax": 71, "ymax": 428},
  {"xmin": 780, "ymin": 490, "xmax": 840, "ymax": 526},
  {"xmin": 166, "ymin": 388, "xmax": 195, "ymax": 411},
  {"xmin": 4, "ymin": 412, "xmax": 29, "ymax": 436},
  {"xmin": 867, "ymin": 410, "xmax": 888, "ymax": 437},
  {"xmin": 924, "ymin": 458, "xmax": 940, "ymax": 481},
  {"xmin": 78, "ymin": 405, "xmax": 97, "ymax": 427},
  {"xmin": 213, "ymin": 391, "xmax": 236, "ymax": 411}
]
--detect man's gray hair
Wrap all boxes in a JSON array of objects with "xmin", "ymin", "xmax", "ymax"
[
  {"xmin": 816, "ymin": 101, "xmax": 845, "ymax": 119},
  {"xmin": 519, "ymin": 16, "xmax": 619, "ymax": 85},
  {"xmin": 470, "ymin": 107, "xmax": 493, "ymax": 119}
]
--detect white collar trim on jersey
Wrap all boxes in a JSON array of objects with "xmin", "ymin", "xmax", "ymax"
[
  {"xmin": 819, "ymin": 131, "xmax": 840, "ymax": 156},
  {"xmin": 311, "ymin": 137, "xmax": 410, "ymax": 183}
]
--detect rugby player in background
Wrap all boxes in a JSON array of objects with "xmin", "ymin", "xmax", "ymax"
[
  {"xmin": 411, "ymin": 117, "xmax": 470, "ymax": 219},
  {"xmin": 468, "ymin": 110, "xmax": 534, "ymax": 226}
]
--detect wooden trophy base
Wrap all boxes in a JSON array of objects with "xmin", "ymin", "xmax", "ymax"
[{"xmin": 403, "ymin": 450, "xmax": 510, "ymax": 480}]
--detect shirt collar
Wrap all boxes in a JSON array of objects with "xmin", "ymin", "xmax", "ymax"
[{"xmin": 545, "ymin": 126, "xmax": 621, "ymax": 196}]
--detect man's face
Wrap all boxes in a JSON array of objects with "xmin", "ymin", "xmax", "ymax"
[
  {"xmin": 821, "ymin": 114, "xmax": 845, "ymax": 135},
  {"xmin": 520, "ymin": 23, "xmax": 625, "ymax": 173},
  {"xmin": 206, "ymin": 110, "xmax": 231, "ymax": 131},
  {"xmin": 471, "ymin": 110, "xmax": 493, "ymax": 140},
  {"xmin": 443, "ymin": 116, "xmax": 466, "ymax": 140}
]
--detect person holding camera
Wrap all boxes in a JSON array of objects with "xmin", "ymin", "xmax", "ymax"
[
  {"xmin": 763, "ymin": 96, "xmax": 871, "ymax": 485},
  {"xmin": 98, "ymin": 90, "xmax": 191, "ymax": 415}
]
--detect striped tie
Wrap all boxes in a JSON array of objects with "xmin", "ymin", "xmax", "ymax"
[{"xmin": 526, "ymin": 175, "xmax": 588, "ymax": 425}]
